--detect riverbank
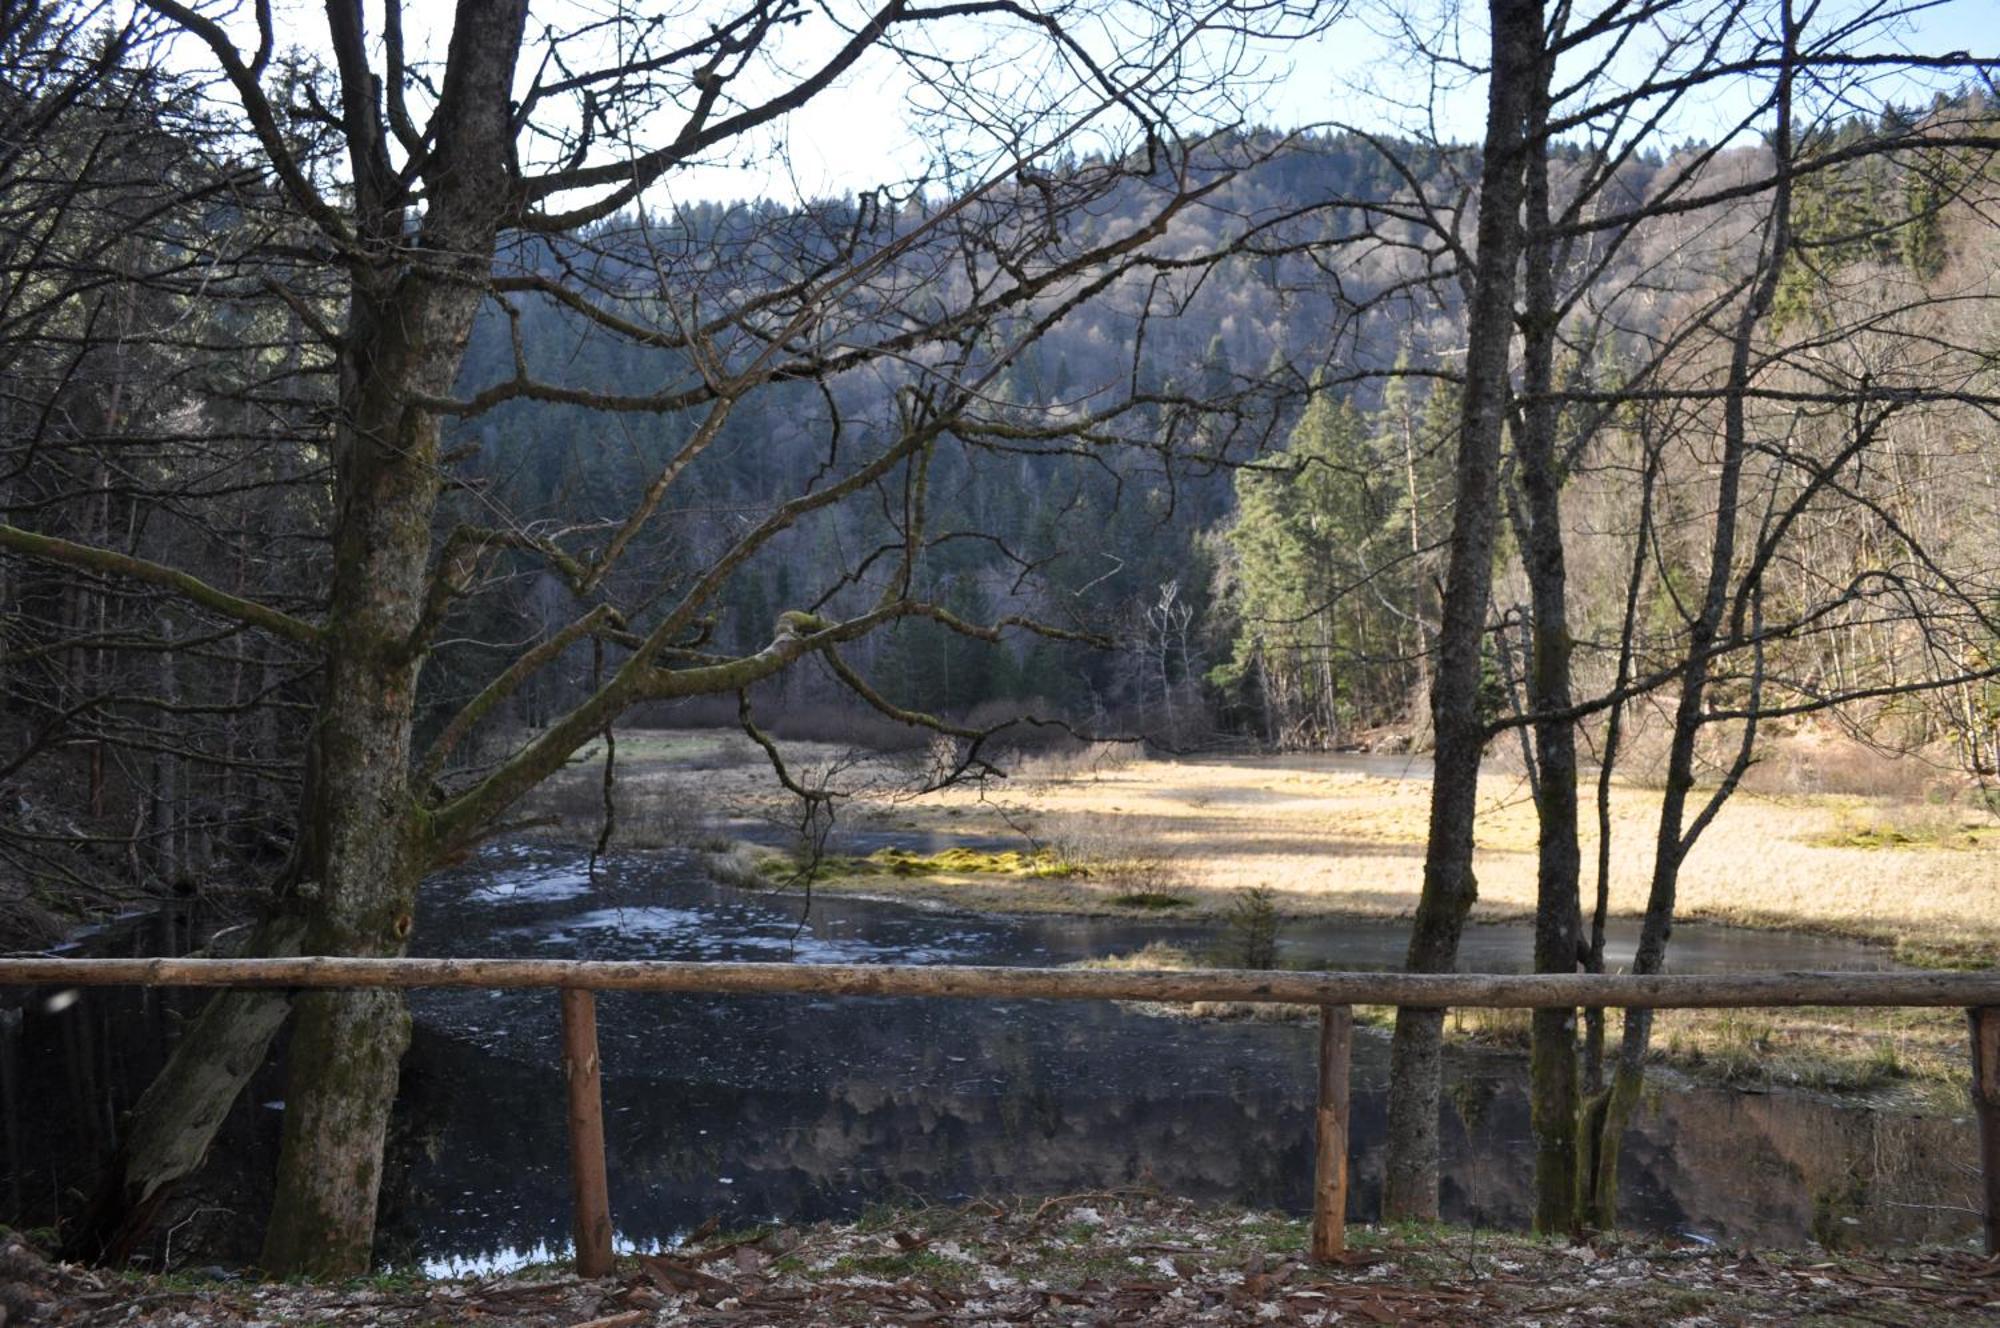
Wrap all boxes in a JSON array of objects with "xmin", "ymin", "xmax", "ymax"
[
  {"xmin": 669, "ymin": 738, "xmax": 2000, "ymax": 968},
  {"xmin": 547, "ymin": 729, "xmax": 2000, "ymax": 958},
  {"xmin": 9, "ymin": 1195, "xmax": 1996, "ymax": 1326},
  {"xmin": 1071, "ymin": 941, "xmax": 1972, "ymax": 1104},
  {"xmin": 526, "ymin": 727, "xmax": 2000, "ymax": 1103}
]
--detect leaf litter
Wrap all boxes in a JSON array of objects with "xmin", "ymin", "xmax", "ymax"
[{"xmin": 6, "ymin": 1194, "xmax": 1998, "ymax": 1326}]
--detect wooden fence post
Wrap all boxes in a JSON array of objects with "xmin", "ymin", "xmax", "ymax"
[
  {"xmin": 561, "ymin": 987, "xmax": 615, "ymax": 1277},
  {"xmin": 1312, "ymin": 1004, "xmax": 1352, "ymax": 1262},
  {"xmin": 1972, "ymin": 1006, "xmax": 1999, "ymax": 1256}
]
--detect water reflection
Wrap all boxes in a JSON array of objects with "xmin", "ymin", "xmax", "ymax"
[{"xmin": 2, "ymin": 842, "xmax": 1980, "ymax": 1272}]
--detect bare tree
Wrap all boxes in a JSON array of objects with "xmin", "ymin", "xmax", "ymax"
[
  {"xmin": 1, "ymin": 0, "xmax": 1337, "ymax": 1275},
  {"xmin": 1369, "ymin": 0, "xmax": 2000, "ymax": 1226},
  {"xmin": 1381, "ymin": 0, "xmax": 1542, "ymax": 1223}
]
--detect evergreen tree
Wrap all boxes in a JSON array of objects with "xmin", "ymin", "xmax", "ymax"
[{"xmin": 1217, "ymin": 385, "xmax": 1398, "ymax": 746}]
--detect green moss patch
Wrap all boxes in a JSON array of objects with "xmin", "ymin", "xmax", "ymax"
[
  {"xmin": 756, "ymin": 846, "xmax": 1087, "ymax": 882},
  {"xmin": 1805, "ymin": 819, "xmax": 1992, "ymax": 851}
]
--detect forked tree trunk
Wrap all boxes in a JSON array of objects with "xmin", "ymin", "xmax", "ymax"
[
  {"xmin": 1383, "ymin": 0, "xmax": 1543, "ymax": 1222},
  {"xmin": 258, "ymin": 51, "xmax": 524, "ymax": 1264},
  {"xmin": 68, "ymin": 0, "xmax": 530, "ymax": 1277},
  {"xmin": 1580, "ymin": 6, "xmax": 1798, "ymax": 1229},
  {"xmin": 1575, "ymin": 443, "xmax": 1655, "ymax": 1217}
]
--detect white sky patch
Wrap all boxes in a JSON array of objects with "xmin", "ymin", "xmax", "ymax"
[{"xmin": 146, "ymin": 0, "xmax": 1994, "ymax": 208}]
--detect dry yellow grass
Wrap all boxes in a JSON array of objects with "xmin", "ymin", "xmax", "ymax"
[
  {"xmin": 1069, "ymin": 941, "xmax": 1969, "ymax": 1094},
  {"xmin": 547, "ymin": 728, "xmax": 1995, "ymax": 1094},
  {"xmin": 826, "ymin": 748, "xmax": 1999, "ymax": 963},
  {"xmin": 563, "ymin": 729, "xmax": 2000, "ymax": 965}
]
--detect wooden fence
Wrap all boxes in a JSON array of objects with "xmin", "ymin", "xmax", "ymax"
[{"xmin": 5, "ymin": 957, "xmax": 1998, "ymax": 1273}]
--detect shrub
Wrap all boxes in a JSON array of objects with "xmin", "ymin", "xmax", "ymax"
[{"xmin": 1223, "ymin": 885, "xmax": 1279, "ymax": 969}]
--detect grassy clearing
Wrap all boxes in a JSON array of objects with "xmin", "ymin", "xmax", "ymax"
[
  {"xmin": 515, "ymin": 726, "xmax": 2000, "ymax": 964},
  {"xmin": 541, "ymin": 728, "xmax": 1999, "ymax": 1098},
  {"xmin": 804, "ymin": 746, "xmax": 2000, "ymax": 966},
  {"xmin": 1647, "ymin": 1005, "xmax": 1966, "ymax": 1098},
  {"xmin": 20, "ymin": 1196, "xmax": 1998, "ymax": 1327},
  {"xmin": 1418, "ymin": 1002, "xmax": 1968, "ymax": 1102}
]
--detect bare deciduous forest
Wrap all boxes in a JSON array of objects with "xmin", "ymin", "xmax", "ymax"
[{"xmin": 2, "ymin": 0, "xmax": 1998, "ymax": 1303}]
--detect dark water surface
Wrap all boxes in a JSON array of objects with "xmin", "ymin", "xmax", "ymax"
[{"xmin": 3, "ymin": 841, "xmax": 1981, "ymax": 1272}]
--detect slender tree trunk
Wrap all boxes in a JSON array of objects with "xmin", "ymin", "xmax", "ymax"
[
  {"xmin": 87, "ymin": 453, "xmax": 112, "ymax": 818},
  {"xmin": 1318, "ymin": 609, "xmax": 1337, "ymax": 746},
  {"xmin": 1402, "ymin": 404, "xmax": 1432, "ymax": 706},
  {"xmin": 151, "ymin": 643, "xmax": 180, "ymax": 883},
  {"xmin": 1575, "ymin": 438, "xmax": 1655, "ymax": 1215},
  {"xmin": 1512, "ymin": 80, "xmax": 1585, "ymax": 1238},
  {"xmin": 1255, "ymin": 647, "xmax": 1278, "ymax": 744},
  {"xmin": 1383, "ymin": 0, "xmax": 1542, "ymax": 1222},
  {"xmin": 1583, "ymin": 7, "xmax": 1797, "ymax": 1227}
]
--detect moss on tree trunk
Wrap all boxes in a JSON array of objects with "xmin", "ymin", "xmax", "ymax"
[{"xmin": 261, "ymin": 987, "xmax": 414, "ymax": 1275}]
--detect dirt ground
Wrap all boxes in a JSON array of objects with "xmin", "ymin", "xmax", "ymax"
[{"xmin": 10, "ymin": 1197, "xmax": 1998, "ymax": 1327}]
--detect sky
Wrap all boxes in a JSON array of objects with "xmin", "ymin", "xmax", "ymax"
[
  {"xmin": 192, "ymin": 0, "xmax": 1998, "ymax": 208},
  {"xmin": 645, "ymin": 0, "xmax": 1998, "ymax": 203}
]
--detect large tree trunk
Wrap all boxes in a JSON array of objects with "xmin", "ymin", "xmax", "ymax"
[
  {"xmin": 1382, "ymin": 0, "xmax": 1543, "ymax": 1222},
  {"xmin": 259, "ymin": 11, "xmax": 525, "ymax": 1261},
  {"xmin": 253, "ymin": 291, "xmax": 445, "ymax": 1273},
  {"xmin": 67, "ymin": 0, "xmax": 530, "ymax": 1276}
]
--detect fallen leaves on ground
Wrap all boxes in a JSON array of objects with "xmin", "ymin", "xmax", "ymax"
[{"xmin": 8, "ymin": 1195, "xmax": 1998, "ymax": 1327}]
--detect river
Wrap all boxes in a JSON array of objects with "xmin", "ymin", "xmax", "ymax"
[{"xmin": 2, "ymin": 839, "xmax": 1981, "ymax": 1272}]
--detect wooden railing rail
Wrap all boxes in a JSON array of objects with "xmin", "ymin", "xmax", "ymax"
[
  {"xmin": 4, "ymin": 958, "xmax": 1995, "ymax": 1270},
  {"xmin": 6, "ymin": 956, "xmax": 2000, "ymax": 1006}
]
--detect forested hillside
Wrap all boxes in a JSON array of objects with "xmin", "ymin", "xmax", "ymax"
[
  {"xmin": 448, "ymin": 132, "xmax": 1602, "ymax": 746},
  {"xmin": 442, "ymin": 112, "xmax": 1999, "ymax": 766},
  {"xmin": 6, "ymin": 87, "xmax": 1999, "ymax": 947}
]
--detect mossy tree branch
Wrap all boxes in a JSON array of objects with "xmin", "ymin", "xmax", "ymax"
[
  {"xmin": 416, "ymin": 603, "xmax": 623, "ymax": 786},
  {"xmin": 429, "ymin": 601, "xmax": 903, "ymax": 851},
  {"xmin": 0, "ymin": 523, "xmax": 321, "ymax": 645}
]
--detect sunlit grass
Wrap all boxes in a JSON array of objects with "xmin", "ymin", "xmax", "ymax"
[
  {"xmin": 581, "ymin": 728, "xmax": 1999, "ymax": 1097},
  {"xmin": 893, "ymin": 749, "xmax": 2000, "ymax": 965},
  {"xmin": 582, "ymin": 727, "xmax": 2000, "ymax": 960}
]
